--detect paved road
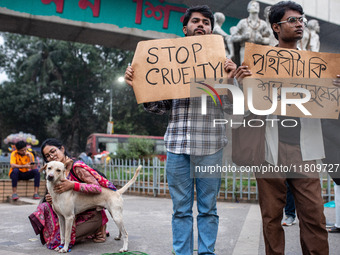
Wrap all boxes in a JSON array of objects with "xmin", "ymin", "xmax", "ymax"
[{"xmin": 0, "ymin": 195, "xmax": 338, "ymax": 255}]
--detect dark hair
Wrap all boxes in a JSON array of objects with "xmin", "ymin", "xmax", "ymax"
[
  {"xmin": 182, "ymin": 5, "xmax": 214, "ymax": 31},
  {"xmin": 269, "ymin": 1, "xmax": 304, "ymax": 40},
  {"xmin": 41, "ymin": 138, "xmax": 69, "ymax": 162},
  {"xmin": 15, "ymin": 141, "xmax": 27, "ymax": 150}
]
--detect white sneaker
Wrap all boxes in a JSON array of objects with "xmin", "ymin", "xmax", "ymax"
[{"xmin": 281, "ymin": 216, "xmax": 296, "ymax": 226}]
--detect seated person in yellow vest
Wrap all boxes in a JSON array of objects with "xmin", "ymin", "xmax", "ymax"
[{"xmin": 9, "ymin": 141, "xmax": 40, "ymax": 200}]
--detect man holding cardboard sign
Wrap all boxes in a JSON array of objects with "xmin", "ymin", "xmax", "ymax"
[
  {"xmin": 234, "ymin": 1, "xmax": 339, "ymax": 254},
  {"xmin": 125, "ymin": 5, "xmax": 236, "ymax": 255}
]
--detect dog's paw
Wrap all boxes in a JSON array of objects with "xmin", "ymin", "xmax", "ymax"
[
  {"xmin": 119, "ymin": 248, "xmax": 128, "ymax": 253},
  {"xmin": 54, "ymin": 246, "xmax": 61, "ymax": 251},
  {"xmin": 114, "ymin": 236, "xmax": 121, "ymax": 240}
]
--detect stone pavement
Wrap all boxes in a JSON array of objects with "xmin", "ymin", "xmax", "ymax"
[{"xmin": 0, "ymin": 195, "xmax": 338, "ymax": 255}]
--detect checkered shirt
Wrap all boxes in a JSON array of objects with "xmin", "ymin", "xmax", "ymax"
[{"xmin": 144, "ymin": 96, "xmax": 232, "ymax": 156}]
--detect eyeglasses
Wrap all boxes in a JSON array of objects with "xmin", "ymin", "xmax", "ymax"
[
  {"xmin": 277, "ymin": 16, "xmax": 307, "ymax": 27},
  {"xmin": 44, "ymin": 148, "xmax": 58, "ymax": 161}
]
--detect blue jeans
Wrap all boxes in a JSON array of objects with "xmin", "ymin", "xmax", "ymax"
[
  {"xmin": 166, "ymin": 150, "xmax": 222, "ymax": 255},
  {"xmin": 10, "ymin": 168, "xmax": 40, "ymax": 188},
  {"xmin": 285, "ymin": 182, "xmax": 296, "ymax": 218}
]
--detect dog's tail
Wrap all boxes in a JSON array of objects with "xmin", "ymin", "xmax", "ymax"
[{"xmin": 117, "ymin": 165, "xmax": 141, "ymax": 195}]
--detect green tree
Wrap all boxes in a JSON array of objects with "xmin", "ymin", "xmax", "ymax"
[
  {"xmin": 0, "ymin": 33, "xmax": 167, "ymax": 154},
  {"xmin": 113, "ymin": 138, "xmax": 155, "ymax": 160}
]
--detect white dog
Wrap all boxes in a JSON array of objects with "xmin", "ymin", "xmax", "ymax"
[{"xmin": 42, "ymin": 161, "xmax": 141, "ymax": 253}]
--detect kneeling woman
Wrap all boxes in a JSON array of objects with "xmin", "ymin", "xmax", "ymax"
[{"xmin": 29, "ymin": 138, "xmax": 114, "ymax": 250}]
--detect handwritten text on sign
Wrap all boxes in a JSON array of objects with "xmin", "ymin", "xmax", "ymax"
[
  {"xmin": 243, "ymin": 43, "xmax": 340, "ymax": 119},
  {"xmin": 131, "ymin": 34, "xmax": 228, "ymax": 104}
]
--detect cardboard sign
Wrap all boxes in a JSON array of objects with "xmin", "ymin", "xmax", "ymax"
[
  {"xmin": 243, "ymin": 42, "xmax": 340, "ymax": 119},
  {"xmin": 131, "ymin": 34, "xmax": 228, "ymax": 104}
]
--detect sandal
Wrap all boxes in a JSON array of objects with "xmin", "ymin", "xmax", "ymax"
[{"xmin": 328, "ymin": 226, "xmax": 340, "ymax": 233}]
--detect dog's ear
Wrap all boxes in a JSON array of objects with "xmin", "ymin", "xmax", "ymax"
[
  {"xmin": 39, "ymin": 164, "xmax": 47, "ymax": 173},
  {"xmin": 64, "ymin": 158, "xmax": 73, "ymax": 172}
]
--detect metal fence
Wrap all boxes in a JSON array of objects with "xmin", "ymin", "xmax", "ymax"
[
  {"xmin": 0, "ymin": 162, "xmax": 10, "ymax": 179},
  {"xmin": 0, "ymin": 159, "xmax": 336, "ymax": 202},
  {"xmin": 101, "ymin": 158, "xmax": 336, "ymax": 202}
]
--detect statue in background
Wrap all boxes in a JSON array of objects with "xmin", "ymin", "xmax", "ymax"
[
  {"xmin": 213, "ymin": 12, "xmax": 234, "ymax": 60},
  {"xmin": 263, "ymin": 6, "xmax": 278, "ymax": 46},
  {"xmin": 231, "ymin": 0, "xmax": 271, "ymax": 63},
  {"xmin": 307, "ymin": 19, "xmax": 320, "ymax": 52}
]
